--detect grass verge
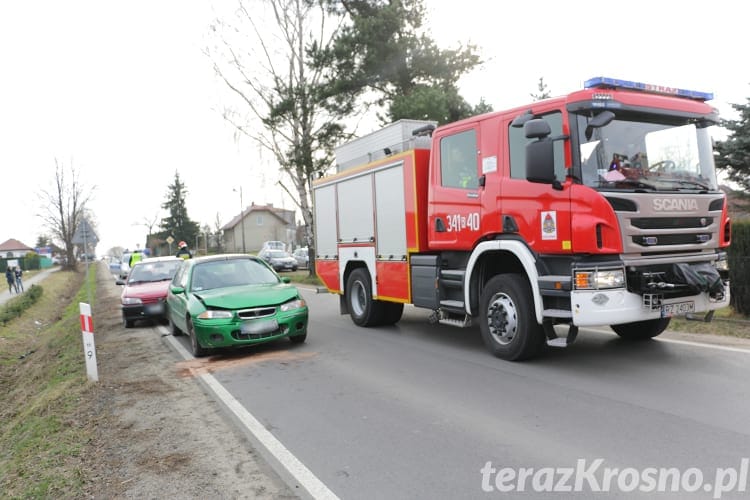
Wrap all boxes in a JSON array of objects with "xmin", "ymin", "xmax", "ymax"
[
  {"xmin": 669, "ymin": 306, "xmax": 750, "ymax": 338},
  {"xmin": 0, "ymin": 267, "xmax": 93, "ymax": 498}
]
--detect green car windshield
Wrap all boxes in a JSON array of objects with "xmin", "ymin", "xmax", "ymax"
[{"xmin": 191, "ymin": 259, "xmax": 280, "ymax": 292}]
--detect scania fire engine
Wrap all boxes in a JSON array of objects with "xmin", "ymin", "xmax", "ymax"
[{"xmin": 313, "ymin": 77, "xmax": 731, "ymax": 360}]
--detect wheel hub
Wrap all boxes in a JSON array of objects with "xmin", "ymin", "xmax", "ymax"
[
  {"xmin": 350, "ymin": 280, "xmax": 366, "ymax": 316},
  {"xmin": 487, "ymin": 293, "xmax": 518, "ymax": 345}
]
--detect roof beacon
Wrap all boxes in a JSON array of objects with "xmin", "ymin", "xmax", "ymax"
[{"xmin": 584, "ymin": 77, "xmax": 713, "ymax": 102}]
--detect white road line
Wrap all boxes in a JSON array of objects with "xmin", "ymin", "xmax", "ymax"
[
  {"xmin": 587, "ymin": 327, "xmax": 750, "ymax": 354},
  {"xmin": 158, "ymin": 326, "xmax": 339, "ymax": 500}
]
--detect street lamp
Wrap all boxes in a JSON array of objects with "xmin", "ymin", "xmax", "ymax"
[{"xmin": 233, "ymin": 187, "xmax": 246, "ymax": 253}]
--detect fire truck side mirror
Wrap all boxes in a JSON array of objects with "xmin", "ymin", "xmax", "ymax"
[
  {"xmin": 584, "ymin": 110, "xmax": 615, "ymax": 140},
  {"xmin": 526, "ymin": 139, "xmax": 555, "ymax": 184},
  {"xmin": 524, "ymin": 119, "xmax": 555, "ymax": 185}
]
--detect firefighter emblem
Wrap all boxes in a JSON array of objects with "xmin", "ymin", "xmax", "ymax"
[{"xmin": 541, "ymin": 211, "xmax": 557, "ymax": 240}]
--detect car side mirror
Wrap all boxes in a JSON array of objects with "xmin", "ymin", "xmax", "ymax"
[
  {"xmin": 115, "ymin": 278, "xmax": 126, "ymax": 286},
  {"xmin": 170, "ymin": 285, "xmax": 185, "ymax": 295},
  {"xmin": 281, "ymin": 277, "xmax": 291, "ymax": 284}
]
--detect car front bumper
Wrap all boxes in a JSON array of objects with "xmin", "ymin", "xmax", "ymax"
[
  {"xmin": 122, "ymin": 301, "xmax": 168, "ymax": 323},
  {"xmin": 192, "ymin": 308, "xmax": 308, "ymax": 348}
]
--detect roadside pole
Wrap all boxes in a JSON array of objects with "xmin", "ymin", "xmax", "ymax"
[{"xmin": 80, "ymin": 302, "xmax": 98, "ymax": 382}]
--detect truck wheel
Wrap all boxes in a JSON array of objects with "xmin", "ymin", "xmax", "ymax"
[
  {"xmin": 611, "ymin": 318, "xmax": 670, "ymax": 340},
  {"xmin": 380, "ymin": 302, "xmax": 404, "ymax": 325},
  {"xmin": 479, "ymin": 274, "xmax": 544, "ymax": 361},
  {"xmin": 346, "ymin": 268, "xmax": 383, "ymax": 326}
]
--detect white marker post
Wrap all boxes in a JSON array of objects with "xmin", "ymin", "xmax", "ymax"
[{"xmin": 79, "ymin": 302, "xmax": 98, "ymax": 382}]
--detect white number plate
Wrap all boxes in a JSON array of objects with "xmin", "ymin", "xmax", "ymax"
[
  {"xmin": 241, "ymin": 319, "xmax": 278, "ymax": 335},
  {"xmin": 146, "ymin": 303, "xmax": 164, "ymax": 314},
  {"xmin": 661, "ymin": 301, "xmax": 694, "ymax": 317}
]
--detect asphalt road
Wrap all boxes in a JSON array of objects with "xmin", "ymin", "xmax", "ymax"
[{"xmin": 164, "ymin": 287, "xmax": 750, "ymax": 499}]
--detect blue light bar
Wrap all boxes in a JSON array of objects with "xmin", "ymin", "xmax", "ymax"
[{"xmin": 584, "ymin": 76, "xmax": 713, "ymax": 101}]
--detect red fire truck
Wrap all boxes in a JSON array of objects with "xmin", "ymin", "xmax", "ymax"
[{"xmin": 313, "ymin": 77, "xmax": 731, "ymax": 360}]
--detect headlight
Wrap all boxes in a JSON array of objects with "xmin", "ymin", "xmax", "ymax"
[
  {"xmin": 197, "ymin": 310, "xmax": 233, "ymax": 319},
  {"xmin": 122, "ymin": 297, "xmax": 142, "ymax": 305},
  {"xmin": 574, "ymin": 268, "xmax": 625, "ymax": 290},
  {"xmin": 280, "ymin": 298, "xmax": 306, "ymax": 312}
]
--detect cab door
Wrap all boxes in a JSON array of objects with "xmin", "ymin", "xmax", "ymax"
[
  {"xmin": 428, "ymin": 126, "xmax": 482, "ymax": 250},
  {"xmin": 501, "ymin": 110, "xmax": 573, "ymax": 254}
]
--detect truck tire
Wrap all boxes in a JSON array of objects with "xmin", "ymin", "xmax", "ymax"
[
  {"xmin": 380, "ymin": 301, "xmax": 404, "ymax": 325},
  {"xmin": 479, "ymin": 274, "xmax": 545, "ymax": 361},
  {"xmin": 611, "ymin": 317, "xmax": 670, "ymax": 340},
  {"xmin": 346, "ymin": 268, "xmax": 383, "ymax": 327}
]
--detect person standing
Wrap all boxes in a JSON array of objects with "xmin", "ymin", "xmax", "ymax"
[
  {"xmin": 14, "ymin": 267, "xmax": 23, "ymax": 292},
  {"xmin": 176, "ymin": 241, "xmax": 193, "ymax": 259},
  {"xmin": 6, "ymin": 266, "xmax": 17, "ymax": 294}
]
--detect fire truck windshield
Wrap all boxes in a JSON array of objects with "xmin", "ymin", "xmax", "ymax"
[{"xmin": 575, "ymin": 114, "xmax": 719, "ymax": 192}]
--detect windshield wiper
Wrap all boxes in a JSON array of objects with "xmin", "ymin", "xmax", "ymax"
[
  {"xmin": 609, "ymin": 178, "xmax": 658, "ymax": 191},
  {"xmin": 658, "ymin": 179, "xmax": 711, "ymax": 191}
]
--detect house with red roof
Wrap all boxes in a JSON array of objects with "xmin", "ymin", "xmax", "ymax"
[{"xmin": 0, "ymin": 238, "xmax": 35, "ymax": 259}]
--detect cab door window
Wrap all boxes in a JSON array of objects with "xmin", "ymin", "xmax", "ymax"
[
  {"xmin": 509, "ymin": 111, "xmax": 565, "ymax": 182},
  {"xmin": 440, "ymin": 130, "xmax": 478, "ymax": 189}
]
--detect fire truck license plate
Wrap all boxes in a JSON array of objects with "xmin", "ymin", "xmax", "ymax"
[{"xmin": 661, "ymin": 301, "xmax": 694, "ymax": 317}]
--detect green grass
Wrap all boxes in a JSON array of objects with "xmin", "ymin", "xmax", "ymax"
[
  {"xmin": 285, "ymin": 268, "xmax": 323, "ymax": 287},
  {"xmin": 0, "ymin": 267, "xmax": 93, "ymax": 498},
  {"xmin": 668, "ymin": 306, "xmax": 750, "ymax": 338}
]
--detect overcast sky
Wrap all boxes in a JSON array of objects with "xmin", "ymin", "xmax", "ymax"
[{"xmin": 1, "ymin": 0, "xmax": 748, "ymax": 255}]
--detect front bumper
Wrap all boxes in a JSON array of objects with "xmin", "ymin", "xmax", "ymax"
[
  {"xmin": 193, "ymin": 308, "xmax": 309, "ymax": 348},
  {"xmin": 569, "ymin": 284, "xmax": 730, "ymax": 327},
  {"xmin": 122, "ymin": 301, "xmax": 167, "ymax": 322}
]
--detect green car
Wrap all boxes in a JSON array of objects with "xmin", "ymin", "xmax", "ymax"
[{"xmin": 166, "ymin": 254, "xmax": 308, "ymax": 357}]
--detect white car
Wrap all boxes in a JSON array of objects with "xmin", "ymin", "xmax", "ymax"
[
  {"xmin": 261, "ymin": 241, "xmax": 286, "ymax": 251},
  {"xmin": 292, "ymin": 247, "xmax": 309, "ymax": 268}
]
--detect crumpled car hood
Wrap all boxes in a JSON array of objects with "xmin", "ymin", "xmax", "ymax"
[{"xmin": 192, "ymin": 283, "xmax": 300, "ymax": 309}]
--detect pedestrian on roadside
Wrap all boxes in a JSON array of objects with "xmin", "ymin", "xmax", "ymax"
[
  {"xmin": 14, "ymin": 267, "xmax": 23, "ymax": 292},
  {"xmin": 5, "ymin": 266, "xmax": 17, "ymax": 294}
]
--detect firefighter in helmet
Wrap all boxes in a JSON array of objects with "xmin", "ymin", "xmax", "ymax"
[{"xmin": 176, "ymin": 240, "xmax": 193, "ymax": 259}]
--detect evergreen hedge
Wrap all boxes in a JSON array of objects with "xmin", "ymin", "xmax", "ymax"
[{"xmin": 728, "ymin": 220, "xmax": 750, "ymax": 316}]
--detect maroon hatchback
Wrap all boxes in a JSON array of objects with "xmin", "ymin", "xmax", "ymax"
[{"xmin": 117, "ymin": 256, "xmax": 184, "ymax": 328}]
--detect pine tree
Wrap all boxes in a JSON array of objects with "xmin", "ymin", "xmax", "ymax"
[
  {"xmin": 530, "ymin": 77, "xmax": 551, "ymax": 101},
  {"xmin": 714, "ymin": 96, "xmax": 750, "ymax": 191},
  {"xmin": 158, "ymin": 172, "xmax": 200, "ymax": 251}
]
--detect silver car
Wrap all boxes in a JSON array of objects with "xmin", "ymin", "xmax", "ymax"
[
  {"xmin": 292, "ymin": 247, "xmax": 309, "ymax": 268},
  {"xmin": 258, "ymin": 249, "xmax": 298, "ymax": 272}
]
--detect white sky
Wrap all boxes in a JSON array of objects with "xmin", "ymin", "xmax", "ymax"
[{"xmin": 1, "ymin": 0, "xmax": 748, "ymax": 255}]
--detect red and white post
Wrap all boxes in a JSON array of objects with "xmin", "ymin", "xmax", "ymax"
[{"xmin": 79, "ymin": 302, "xmax": 98, "ymax": 382}]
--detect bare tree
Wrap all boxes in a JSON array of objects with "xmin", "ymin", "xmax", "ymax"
[
  {"xmin": 136, "ymin": 212, "xmax": 160, "ymax": 253},
  {"xmin": 38, "ymin": 159, "xmax": 94, "ymax": 270},
  {"xmin": 213, "ymin": 213, "xmax": 225, "ymax": 254},
  {"xmin": 207, "ymin": 0, "xmax": 350, "ymax": 273}
]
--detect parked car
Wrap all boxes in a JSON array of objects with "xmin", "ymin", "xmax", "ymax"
[
  {"xmin": 116, "ymin": 256, "xmax": 184, "ymax": 328},
  {"xmin": 257, "ymin": 248, "xmax": 298, "ymax": 272},
  {"xmin": 166, "ymin": 254, "xmax": 308, "ymax": 356},
  {"xmin": 119, "ymin": 249, "xmax": 150, "ymax": 279},
  {"xmin": 292, "ymin": 247, "xmax": 309, "ymax": 268}
]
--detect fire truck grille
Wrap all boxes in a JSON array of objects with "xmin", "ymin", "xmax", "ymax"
[
  {"xmin": 630, "ymin": 217, "xmax": 713, "ymax": 230},
  {"xmin": 632, "ymin": 233, "xmax": 712, "ymax": 247}
]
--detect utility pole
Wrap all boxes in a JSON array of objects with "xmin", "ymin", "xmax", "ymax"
[{"xmin": 234, "ymin": 187, "xmax": 246, "ymax": 253}]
